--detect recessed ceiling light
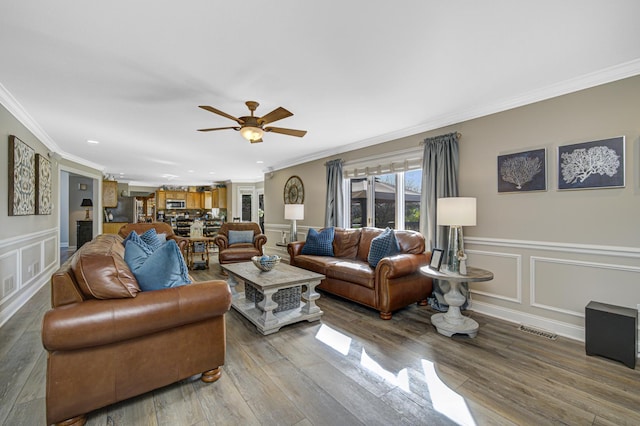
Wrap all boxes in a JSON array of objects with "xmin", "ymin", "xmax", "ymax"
[
  {"xmin": 209, "ymin": 171, "xmax": 216, "ymax": 175},
  {"xmin": 188, "ymin": 170, "xmax": 194, "ymax": 173},
  {"xmin": 256, "ymin": 160, "xmax": 264, "ymax": 164},
  {"xmin": 87, "ymin": 140, "xmax": 100, "ymax": 144}
]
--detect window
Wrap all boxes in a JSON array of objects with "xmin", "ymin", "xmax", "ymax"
[
  {"xmin": 347, "ymin": 170, "xmax": 421, "ymax": 230},
  {"xmin": 404, "ymin": 169, "xmax": 421, "ymax": 231}
]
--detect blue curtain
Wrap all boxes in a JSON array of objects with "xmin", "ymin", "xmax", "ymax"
[
  {"xmin": 325, "ymin": 159, "xmax": 344, "ymax": 227},
  {"xmin": 419, "ymin": 132, "xmax": 466, "ymax": 311}
]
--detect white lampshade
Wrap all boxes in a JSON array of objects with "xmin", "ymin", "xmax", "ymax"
[
  {"xmin": 240, "ymin": 126, "xmax": 264, "ymax": 142},
  {"xmin": 284, "ymin": 204, "xmax": 304, "ymax": 220},
  {"xmin": 437, "ymin": 197, "xmax": 476, "ymax": 226}
]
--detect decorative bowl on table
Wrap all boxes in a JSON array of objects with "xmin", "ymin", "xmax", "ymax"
[{"xmin": 251, "ymin": 255, "xmax": 281, "ymax": 272}]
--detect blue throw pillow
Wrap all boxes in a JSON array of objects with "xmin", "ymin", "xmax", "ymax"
[
  {"xmin": 228, "ymin": 230, "xmax": 254, "ymax": 245},
  {"xmin": 123, "ymin": 231, "xmax": 154, "ymax": 255},
  {"xmin": 301, "ymin": 227, "xmax": 335, "ymax": 256},
  {"xmin": 140, "ymin": 228, "xmax": 163, "ymax": 251},
  {"xmin": 124, "ymin": 239, "xmax": 191, "ymax": 291},
  {"xmin": 368, "ymin": 227, "xmax": 400, "ymax": 268}
]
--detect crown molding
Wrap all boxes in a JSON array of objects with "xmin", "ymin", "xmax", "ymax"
[
  {"xmin": 268, "ymin": 59, "xmax": 640, "ymax": 172},
  {"xmin": 0, "ymin": 82, "xmax": 107, "ymax": 172}
]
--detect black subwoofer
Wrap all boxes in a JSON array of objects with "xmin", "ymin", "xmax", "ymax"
[{"xmin": 585, "ymin": 301, "xmax": 637, "ymax": 369}]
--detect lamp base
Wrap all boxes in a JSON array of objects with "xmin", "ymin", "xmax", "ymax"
[
  {"xmin": 290, "ymin": 219, "xmax": 298, "ymax": 242},
  {"xmin": 84, "ymin": 209, "xmax": 91, "ymax": 220},
  {"xmin": 445, "ymin": 225, "xmax": 465, "ymax": 274}
]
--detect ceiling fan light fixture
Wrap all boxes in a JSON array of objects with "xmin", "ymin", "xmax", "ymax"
[{"xmin": 240, "ymin": 126, "xmax": 264, "ymax": 142}]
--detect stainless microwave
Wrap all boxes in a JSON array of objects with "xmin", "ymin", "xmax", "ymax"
[{"xmin": 166, "ymin": 199, "xmax": 186, "ymax": 209}]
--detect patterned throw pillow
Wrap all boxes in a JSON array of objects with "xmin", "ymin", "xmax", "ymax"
[
  {"xmin": 368, "ymin": 227, "xmax": 400, "ymax": 268},
  {"xmin": 123, "ymin": 231, "xmax": 154, "ymax": 255},
  {"xmin": 124, "ymin": 239, "xmax": 191, "ymax": 291},
  {"xmin": 301, "ymin": 227, "xmax": 335, "ymax": 256},
  {"xmin": 140, "ymin": 228, "xmax": 163, "ymax": 251}
]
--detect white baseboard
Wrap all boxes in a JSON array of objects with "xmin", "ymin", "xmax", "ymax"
[{"xmin": 471, "ymin": 300, "xmax": 640, "ymax": 355}]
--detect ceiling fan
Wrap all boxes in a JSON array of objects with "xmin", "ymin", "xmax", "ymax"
[{"xmin": 198, "ymin": 101, "xmax": 307, "ymax": 143}]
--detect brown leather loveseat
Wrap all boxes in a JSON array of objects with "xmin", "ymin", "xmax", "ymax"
[
  {"xmin": 41, "ymin": 234, "xmax": 231, "ymax": 426},
  {"xmin": 288, "ymin": 227, "xmax": 433, "ymax": 319}
]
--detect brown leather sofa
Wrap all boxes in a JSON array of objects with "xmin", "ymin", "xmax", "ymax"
[
  {"xmin": 288, "ymin": 227, "xmax": 433, "ymax": 319},
  {"xmin": 117, "ymin": 222, "xmax": 188, "ymax": 252},
  {"xmin": 42, "ymin": 234, "xmax": 231, "ymax": 426},
  {"xmin": 213, "ymin": 222, "xmax": 267, "ymax": 270}
]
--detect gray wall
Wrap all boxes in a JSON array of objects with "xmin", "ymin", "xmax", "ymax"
[
  {"xmin": 0, "ymin": 103, "xmax": 59, "ymax": 325},
  {"xmin": 264, "ymin": 75, "xmax": 640, "ymax": 343}
]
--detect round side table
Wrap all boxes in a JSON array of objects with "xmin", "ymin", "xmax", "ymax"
[{"xmin": 420, "ymin": 265, "xmax": 493, "ymax": 338}]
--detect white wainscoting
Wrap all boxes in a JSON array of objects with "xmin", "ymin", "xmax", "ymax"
[
  {"xmin": 0, "ymin": 228, "xmax": 59, "ymax": 328},
  {"xmin": 466, "ymin": 237, "xmax": 640, "ymax": 352}
]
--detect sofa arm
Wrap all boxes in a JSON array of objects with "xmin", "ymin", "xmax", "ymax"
[
  {"xmin": 376, "ymin": 252, "xmax": 431, "ymax": 279},
  {"xmin": 170, "ymin": 235, "xmax": 189, "ymax": 252},
  {"xmin": 287, "ymin": 241, "xmax": 305, "ymax": 261},
  {"xmin": 254, "ymin": 234, "xmax": 267, "ymax": 252},
  {"xmin": 42, "ymin": 280, "xmax": 231, "ymax": 352},
  {"xmin": 213, "ymin": 235, "xmax": 228, "ymax": 250}
]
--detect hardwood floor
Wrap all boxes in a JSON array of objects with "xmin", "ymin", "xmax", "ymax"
[{"xmin": 1, "ymin": 259, "xmax": 639, "ymax": 425}]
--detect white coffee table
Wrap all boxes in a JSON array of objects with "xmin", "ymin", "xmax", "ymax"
[
  {"xmin": 222, "ymin": 262, "xmax": 325, "ymax": 335},
  {"xmin": 420, "ymin": 265, "xmax": 493, "ymax": 338}
]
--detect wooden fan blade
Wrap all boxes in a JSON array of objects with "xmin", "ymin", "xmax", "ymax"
[
  {"xmin": 199, "ymin": 106, "xmax": 244, "ymax": 124},
  {"xmin": 264, "ymin": 127, "xmax": 307, "ymax": 137},
  {"xmin": 259, "ymin": 107, "xmax": 293, "ymax": 125},
  {"xmin": 197, "ymin": 126, "xmax": 240, "ymax": 132}
]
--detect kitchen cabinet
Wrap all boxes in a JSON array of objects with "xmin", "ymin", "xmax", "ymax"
[
  {"xmin": 103, "ymin": 181, "xmax": 118, "ymax": 208},
  {"xmin": 187, "ymin": 192, "xmax": 200, "ymax": 209},
  {"xmin": 156, "ymin": 190, "xmax": 166, "ymax": 209},
  {"xmin": 202, "ymin": 191, "xmax": 212, "ymax": 209},
  {"xmin": 103, "ymin": 222, "xmax": 127, "ymax": 235},
  {"xmin": 211, "ymin": 187, "xmax": 227, "ymax": 209}
]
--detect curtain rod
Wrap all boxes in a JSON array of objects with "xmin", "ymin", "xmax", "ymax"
[{"xmin": 420, "ymin": 132, "xmax": 461, "ymax": 145}]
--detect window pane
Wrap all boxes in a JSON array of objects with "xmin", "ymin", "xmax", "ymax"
[
  {"xmin": 350, "ymin": 178, "xmax": 366, "ymax": 228},
  {"xmin": 404, "ymin": 169, "xmax": 421, "ymax": 231},
  {"xmin": 374, "ymin": 174, "xmax": 396, "ymax": 229}
]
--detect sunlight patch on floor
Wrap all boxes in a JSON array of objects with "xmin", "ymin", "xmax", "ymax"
[
  {"xmin": 315, "ymin": 324, "xmax": 352, "ymax": 355},
  {"xmin": 422, "ymin": 359, "xmax": 476, "ymax": 426},
  {"xmin": 361, "ymin": 349, "xmax": 411, "ymax": 392}
]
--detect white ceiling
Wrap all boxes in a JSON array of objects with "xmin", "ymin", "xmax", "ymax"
[{"xmin": 1, "ymin": 1, "xmax": 640, "ymax": 187}]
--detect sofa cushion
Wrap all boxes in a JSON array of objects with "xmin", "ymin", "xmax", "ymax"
[
  {"xmin": 293, "ymin": 255, "xmax": 342, "ymax": 276},
  {"xmin": 71, "ymin": 235, "xmax": 140, "ymax": 299},
  {"xmin": 326, "ymin": 259, "xmax": 375, "ymax": 288},
  {"xmin": 302, "ymin": 227, "xmax": 335, "ymax": 256},
  {"xmin": 368, "ymin": 227, "xmax": 401, "ymax": 268},
  {"xmin": 228, "ymin": 230, "xmax": 254, "ymax": 245},
  {"xmin": 140, "ymin": 228, "xmax": 163, "ymax": 251},
  {"xmin": 356, "ymin": 227, "xmax": 385, "ymax": 262},
  {"xmin": 125, "ymin": 239, "xmax": 191, "ymax": 291},
  {"xmin": 333, "ymin": 228, "xmax": 361, "ymax": 259}
]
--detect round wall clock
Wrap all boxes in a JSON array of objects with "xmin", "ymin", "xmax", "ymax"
[{"xmin": 284, "ymin": 175, "xmax": 304, "ymax": 204}]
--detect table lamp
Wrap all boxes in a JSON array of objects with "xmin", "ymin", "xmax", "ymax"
[
  {"xmin": 437, "ymin": 197, "xmax": 476, "ymax": 274},
  {"xmin": 284, "ymin": 204, "xmax": 304, "ymax": 242},
  {"xmin": 81, "ymin": 198, "xmax": 93, "ymax": 220}
]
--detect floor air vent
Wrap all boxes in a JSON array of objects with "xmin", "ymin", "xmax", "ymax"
[{"xmin": 518, "ymin": 324, "xmax": 557, "ymax": 340}]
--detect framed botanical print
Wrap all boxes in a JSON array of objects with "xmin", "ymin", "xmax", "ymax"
[
  {"xmin": 36, "ymin": 153, "xmax": 52, "ymax": 214},
  {"xmin": 557, "ymin": 136, "xmax": 625, "ymax": 190},
  {"xmin": 8, "ymin": 135, "xmax": 36, "ymax": 216},
  {"xmin": 497, "ymin": 148, "xmax": 546, "ymax": 193}
]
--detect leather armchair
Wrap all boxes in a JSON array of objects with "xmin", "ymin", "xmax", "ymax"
[
  {"xmin": 213, "ymin": 222, "xmax": 267, "ymax": 270},
  {"xmin": 117, "ymin": 222, "xmax": 188, "ymax": 253}
]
